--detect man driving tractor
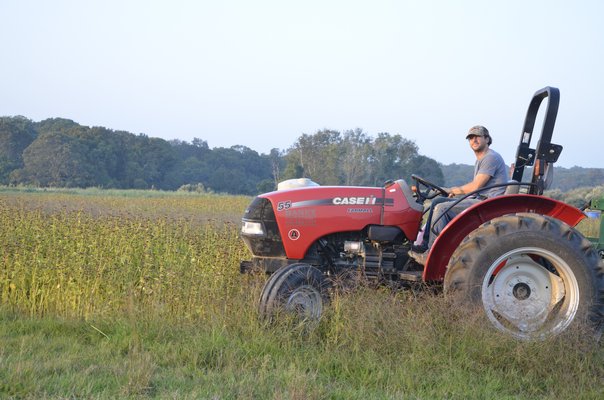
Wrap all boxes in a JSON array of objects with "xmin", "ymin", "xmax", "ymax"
[
  {"xmin": 241, "ymin": 86, "xmax": 604, "ymax": 341},
  {"xmin": 408, "ymin": 125, "xmax": 508, "ymax": 265}
]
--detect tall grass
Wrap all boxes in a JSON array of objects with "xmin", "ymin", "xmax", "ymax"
[
  {"xmin": 1, "ymin": 189, "xmax": 602, "ymax": 399},
  {"xmin": 0, "ymin": 191, "xmax": 249, "ymax": 320}
]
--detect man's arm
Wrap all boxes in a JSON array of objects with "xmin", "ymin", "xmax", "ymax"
[{"xmin": 448, "ymin": 173, "xmax": 491, "ymax": 197}]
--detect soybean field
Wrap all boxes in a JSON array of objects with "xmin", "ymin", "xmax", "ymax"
[{"xmin": 1, "ymin": 188, "xmax": 602, "ymax": 399}]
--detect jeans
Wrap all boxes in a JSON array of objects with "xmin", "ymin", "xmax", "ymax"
[
  {"xmin": 421, "ymin": 197, "xmax": 455, "ymax": 247},
  {"xmin": 424, "ymin": 197, "xmax": 481, "ymax": 248}
]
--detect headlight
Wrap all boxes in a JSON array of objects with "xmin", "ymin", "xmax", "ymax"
[{"xmin": 241, "ymin": 220, "xmax": 265, "ymax": 236}]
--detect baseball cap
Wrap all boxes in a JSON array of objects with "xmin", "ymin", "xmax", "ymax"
[{"xmin": 465, "ymin": 125, "xmax": 489, "ymax": 139}]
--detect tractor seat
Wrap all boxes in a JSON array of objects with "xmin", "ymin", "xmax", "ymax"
[{"xmin": 395, "ymin": 179, "xmax": 424, "ymax": 212}]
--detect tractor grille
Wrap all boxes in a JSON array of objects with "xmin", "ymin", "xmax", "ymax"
[{"xmin": 241, "ymin": 197, "xmax": 285, "ymax": 257}]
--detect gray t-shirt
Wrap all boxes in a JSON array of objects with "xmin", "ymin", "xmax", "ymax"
[{"xmin": 474, "ymin": 149, "xmax": 508, "ymax": 198}]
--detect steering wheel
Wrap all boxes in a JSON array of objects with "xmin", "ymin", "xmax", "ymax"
[{"xmin": 411, "ymin": 174, "xmax": 449, "ymax": 202}]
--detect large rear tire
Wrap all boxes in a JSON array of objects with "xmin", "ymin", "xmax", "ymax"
[
  {"xmin": 444, "ymin": 213, "xmax": 604, "ymax": 340},
  {"xmin": 259, "ymin": 263, "xmax": 329, "ymax": 322}
]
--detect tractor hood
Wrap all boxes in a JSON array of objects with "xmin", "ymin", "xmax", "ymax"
[{"xmin": 242, "ymin": 180, "xmax": 423, "ymax": 260}]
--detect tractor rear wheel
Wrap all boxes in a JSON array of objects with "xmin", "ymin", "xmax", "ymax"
[
  {"xmin": 444, "ymin": 213, "xmax": 604, "ymax": 340},
  {"xmin": 259, "ymin": 263, "xmax": 329, "ymax": 322}
]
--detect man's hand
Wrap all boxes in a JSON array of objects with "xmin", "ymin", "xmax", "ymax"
[{"xmin": 448, "ymin": 187, "xmax": 462, "ymax": 197}]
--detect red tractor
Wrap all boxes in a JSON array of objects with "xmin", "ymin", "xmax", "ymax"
[{"xmin": 240, "ymin": 87, "xmax": 604, "ymax": 340}]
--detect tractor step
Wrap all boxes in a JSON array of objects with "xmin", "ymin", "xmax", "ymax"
[{"xmin": 399, "ymin": 270, "xmax": 423, "ymax": 282}]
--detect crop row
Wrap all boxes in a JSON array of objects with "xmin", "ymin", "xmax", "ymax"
[{"xmin": 0, "ymin": 193, "xmax": 253, "ymax": 322}]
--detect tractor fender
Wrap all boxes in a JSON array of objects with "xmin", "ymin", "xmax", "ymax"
[{"xmin": 422, "ymin": 194, "xmax": 586, "ymax": 282}]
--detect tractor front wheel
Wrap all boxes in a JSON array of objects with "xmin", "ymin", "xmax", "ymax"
[
  {"xmin": 445, "ymin": 213, "xmax": 604, "ymax": 340},
  {"xmin": 259, "ymin": 263, "xmax": 329, "ymax": 322}
]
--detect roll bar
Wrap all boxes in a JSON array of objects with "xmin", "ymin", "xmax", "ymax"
[{"xmin": 511, "ymin": 86, "xmax": 563, "ymax": 195}]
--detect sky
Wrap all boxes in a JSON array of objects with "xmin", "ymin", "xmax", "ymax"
[{"xmin": 1, "ymin": 0, "xmax": 603, "ymax": 168}]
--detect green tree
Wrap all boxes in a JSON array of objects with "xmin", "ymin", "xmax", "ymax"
[
  {"xmin": 283, "ymin": 130, "xmax": 341, "ymax": 185},
  {"xmin": 550, "ymin": 166, "xmax": 604, "ymax": 191},
  {"xmin": 340, "ymin": 128, "xmax": 372, "ymax": 185},
  {"xmin": 268, "ymin": 148, "xmax": 283, "ymax": 188},
  {"xmin": 34, "ymin": 117, "xmax": 80, "ymax": 134},
  {"xmin": 282, "ymin": 130, "xmax": 443, "ymax": 188},
  {"xmin": 201, "ymin": 146, "xmax": 272, "ymax": 195},
  {"xmin": 369, "ymin": 133, "xmax": 420, "ymax": 185},
  {"xmin": 18, "ymin": 131, "xmax": 97, "ymax": 187},
  {"xmin": 117, "ymin": 134, "xmax": 177, "ymax": 190},
  {"xmin": 406, "ymin": 155, "xmax": 445, "ymax": 186},
  {"xmin": 166, "ymin": 138, "xmax": 212, "ymax": 189},
  {"xmin": 0, "ymin": 116, "xmax": 37, "ymax": 183},
  {"xmin": 441, "ymin": 163, "xmax": 474, "ymax": 187}
]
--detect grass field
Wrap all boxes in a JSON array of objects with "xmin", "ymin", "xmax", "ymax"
[{"xmin": 1, "ymin": 187, "xmax": 602, "ymax": 399}]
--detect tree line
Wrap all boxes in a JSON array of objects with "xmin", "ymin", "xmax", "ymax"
[
  {"xmin": 1, "ymin": 116, "xmax": 601, "ymax": 195},
  {"xmin": 0, "ymin": 116, "xmax": 273, "ymax": 195},
  {"xmin": 0, "ymin": 117, "xmax": 443, "ymax": 194}
]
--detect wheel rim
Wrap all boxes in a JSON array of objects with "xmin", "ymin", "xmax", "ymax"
[
  {"xmin": 285, "ymin": 285, "xmax": 323, "ymax": 319},
  {"xmin": 482, "ymin": 247, "xmax": 580, "ymax": 339}
]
